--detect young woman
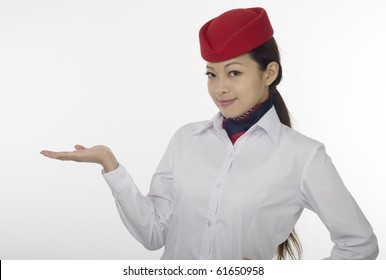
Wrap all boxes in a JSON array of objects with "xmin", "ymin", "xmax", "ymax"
[{"xmin": 41, "ymin": 7, "xmax": 379, "ymax": 259}]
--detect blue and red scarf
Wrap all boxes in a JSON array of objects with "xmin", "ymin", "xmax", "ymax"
[{"xmin": 222, "ymin": 95, "xmax": 273, "ymax": 144}]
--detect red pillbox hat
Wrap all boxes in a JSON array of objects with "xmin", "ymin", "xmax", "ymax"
[{"xmin": 199, "ymin": 7, "xmax": 273, "ymax": 62}]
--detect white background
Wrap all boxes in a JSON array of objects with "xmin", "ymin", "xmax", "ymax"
[{"xmin": 0, "ymin": 0, "xmax": 385, "ymax": 259}]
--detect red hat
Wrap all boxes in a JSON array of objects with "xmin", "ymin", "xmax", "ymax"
[{"xmin": 199, "ymin": 7, "xmax": 274, "ymax": 62}]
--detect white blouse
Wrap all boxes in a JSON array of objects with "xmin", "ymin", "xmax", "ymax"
[{"xmin": 103, "ymin": 107, "xmax": 378, "ymax": 259}]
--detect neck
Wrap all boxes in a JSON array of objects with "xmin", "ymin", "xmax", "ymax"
[
  {"xmin": 222, "ymin": 95, "xmax": 273, "ymax": 144},
  {"xmin": 229, "ymin": 103, "xmax": 262, "ymax": 122}
]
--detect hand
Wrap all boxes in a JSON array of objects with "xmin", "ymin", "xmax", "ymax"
[{"xmin": 40, "ymin": 144, "xmax": 119, "ymax": 173}]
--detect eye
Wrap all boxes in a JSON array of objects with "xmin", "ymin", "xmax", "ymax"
[
  {"xmin": 205, "ymin": 71, "xmax": 216, "ymax": 78},
  {"xmin": 229, "ymin": 70, "xmax": 241, "ymax": 77}
]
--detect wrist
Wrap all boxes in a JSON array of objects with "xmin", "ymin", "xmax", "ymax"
[
  {"xmin": 99, "ymin": 147, "xmax": 119, "ymax": 173},
  {"xmin": 102, "ymin": 160, "xmax": 119, "ymax": 173}
]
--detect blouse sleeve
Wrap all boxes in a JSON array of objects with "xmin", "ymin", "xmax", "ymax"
[
  {"xmin": 102, "ymin": 136, "xmax": 175, "ymax": 250},
  {"xmin": 300, "ymin": 144, "xmax": 379, "ymax": 259}
]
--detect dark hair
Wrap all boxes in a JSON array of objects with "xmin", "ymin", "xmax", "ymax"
[
  {"xmin": 248, "ymin": 37, "xmax": 302, "ymax": 260},
  {"xmin": 248, "ymin": 37, "xmax": 291, "ymax": 127}
]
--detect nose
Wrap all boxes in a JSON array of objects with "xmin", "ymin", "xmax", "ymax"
[
  {"xmin": 215, "ymin": 77, "xmax": 229, "ymax": 95},
  {"xmin": 216, "ymin": 88, "xmax": 228, "ymax": 95}
]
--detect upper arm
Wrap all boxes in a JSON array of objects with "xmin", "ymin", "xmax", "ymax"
[{"xmin": 300, "ymin": 144, "xmax": 378, "ymax": 259}]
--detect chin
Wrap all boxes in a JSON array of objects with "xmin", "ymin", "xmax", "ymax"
[{"xmin": 221, "ymin": 111, "xmax": 240, "ymax": 119}]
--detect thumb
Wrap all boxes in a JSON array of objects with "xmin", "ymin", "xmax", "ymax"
[{"xmin": 74, "ymin": 144, "xmax": 86, "ymax": 150}]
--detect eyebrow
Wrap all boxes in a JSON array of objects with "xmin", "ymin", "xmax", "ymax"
[
  {"xmin": 225, "ymin": 62, "xmax": 242, "ymax": 68},
  {"xmin": 206, "ymin": 61, "xmax": 242, "ymax": 70}
]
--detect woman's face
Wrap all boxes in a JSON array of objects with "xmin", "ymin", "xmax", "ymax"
[{"xmin": 206, "ymin": 53, "xmax": 270, "ymax": 119}]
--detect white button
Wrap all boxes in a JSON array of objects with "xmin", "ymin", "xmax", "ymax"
[
  {"xmin": 208, "ymin": 221, "xmax": 211, "ymax": 227},
  {"xmin": 216, "ymin": 183, "xmax": 221, "ymax": 188}
]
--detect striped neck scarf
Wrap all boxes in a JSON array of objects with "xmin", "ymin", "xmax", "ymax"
[{"xmin": 222, "ymin": 95, "xmax": 273, "ymax": 144}]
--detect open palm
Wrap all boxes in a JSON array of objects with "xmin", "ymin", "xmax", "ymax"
[{"xmin": 41, "ymin": 144, "xmax": 118, "ymax": 172}]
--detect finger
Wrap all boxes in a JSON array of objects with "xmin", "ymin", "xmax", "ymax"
[
  {"xmin": 40, "ymin": 150, "xmax": 58, "ymax": 159},
  {"xmin": 74, "ymin": 144, "xmax": 86, "ymax": 150},
  {"xmin": 40, "ymin": 150, "xmax": 74, "ymax": 161},
  {"xmin": 54, "ymin": 151, "xmax": 76, "ymax": 161}
]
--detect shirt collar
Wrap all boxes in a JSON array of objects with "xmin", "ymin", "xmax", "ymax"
[
  {"xmin": 192, "ymin": 106, "xmax": 282, "ymax": 146},
  {"xmin": 191, "ymin": 112, "xmax": 222, "ymax": 135},
  {"xmin": 254, "ymin": 106, "xmax": 282, "ymax": 146}
]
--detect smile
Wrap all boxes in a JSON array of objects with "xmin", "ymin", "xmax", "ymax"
[{"xmin": 218, "ymin": 98, "xmax": 237, "ymax": 108}]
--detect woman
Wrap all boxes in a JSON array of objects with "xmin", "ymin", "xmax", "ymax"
[{"xmin": 41, "ymin": 7, "xmax": 379, "ymax": 259}]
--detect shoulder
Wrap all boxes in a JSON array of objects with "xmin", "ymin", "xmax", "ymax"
[
  {"xmin": 283, "ymin": 125, "xmax": 321, "ymax": 145},
  {"xmin": 165, "ymin": 120, "xmax": 214, "ymax": 151},
  {"xmin": 173, "ymin": 120, "xmax": 213, "ymax": 138},
  {"xmin": 279, "ymin": 125, "xmax": 324, "ymax": 158}
]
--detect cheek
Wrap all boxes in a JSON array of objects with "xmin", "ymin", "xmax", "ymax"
[
  {"xmin": 207, "ymin": 82, "xmax": 216, "ymax": 99},
  {"xmin": 207, "ymin": 80, "xmax": 214, "ymax": 90},
  {"xmin": 208, "ymin": 92, "xmax": 217, "ymax": 104},
  {"xmin": 245, "ymin": 80, "xmax": 265, "ymax": 99}
]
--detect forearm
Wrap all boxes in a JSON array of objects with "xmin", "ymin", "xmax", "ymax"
[
  {"xmin": 326, "ymin": 232, "xmax": 379, "ymax": 259},
  {"xmin": 103, "ymin": 165, "xmax": 167, "ymax": 250}
]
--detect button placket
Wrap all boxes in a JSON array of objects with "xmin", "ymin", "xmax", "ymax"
[{"xmin": 200, "ymin": 148, "xmax": 236, "ymax": 259}]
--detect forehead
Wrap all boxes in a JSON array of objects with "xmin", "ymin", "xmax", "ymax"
[{"xmin": 206, "ymin": 53, "xmax": 255, "ymax": 68}]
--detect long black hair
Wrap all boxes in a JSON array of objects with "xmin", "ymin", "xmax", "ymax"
[
  {"xmin": 249, "ymin": 37, "xmax": 291, "ymax": 127},
  {"xmin": 249, "ymin": 37, "xmax": 302, "ymax": 260}
]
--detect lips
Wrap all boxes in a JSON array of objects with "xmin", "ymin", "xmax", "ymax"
[{"xmin": 218, "ymin": 98, "xmax": 237, "ymax": 108}]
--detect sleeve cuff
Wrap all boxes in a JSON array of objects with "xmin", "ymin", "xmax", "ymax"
[{"xmin": 102, "ymin": 164, "xmax": 135, "ymax": 194}]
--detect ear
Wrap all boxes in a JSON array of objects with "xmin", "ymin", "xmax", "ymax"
[{"xmin": 264, "ymin": 62, "xmax": 279, "ymax": 86}]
